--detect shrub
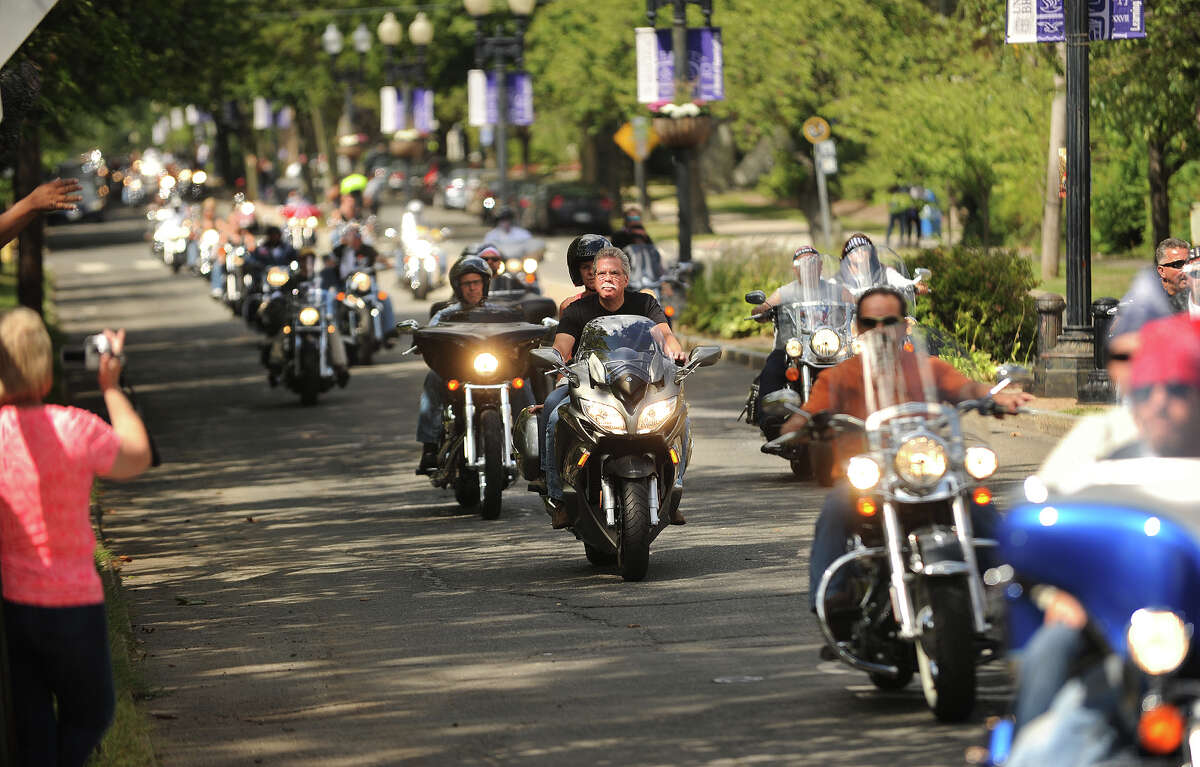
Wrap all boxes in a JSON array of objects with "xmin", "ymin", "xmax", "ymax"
[
  {"xmin": 680, "ymin": 244, "xmax": 795, "ymax": 338},
  {"xmin": 903, "ymin": 246, "xmax": 1038, "ymax": 365}
]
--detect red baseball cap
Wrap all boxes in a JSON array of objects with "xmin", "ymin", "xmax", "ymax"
[{"xmin": 1129, "ymin": 314, "xmax": 1200, "ymax": 390}]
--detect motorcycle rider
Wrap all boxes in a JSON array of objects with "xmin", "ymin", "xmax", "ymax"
[
  {"xmin": 262, "ymin": 252, "xmax": 350, "ymax": 389},
  {"xmin": 538, "ymin": 247, "xmax": 688, "ymax": 528},
  {"xmin": 750, "ymin": 245, "xmax": 839, "ymax": 438},
  {"xmin": 415, "ymin": 255, "xmax": 533, "ymax": 472},
  {"xmin": 610, "ymin": 206, "xmax": 653, "ymax": 250},
  {"xmin": 483, "ymin": 207, "xmax": 532, "ymax": 246},
  {"xmin": 777, "ymin": 286, "xmax": 1031, "ymax": 614},
  {"xmin": 837, "ymin": 233, "xmax": 929, "ymax": 299},
  {"xmin": 559, "ymin": 234, "xmax": 611, "ymax": 313},
  {"xmin": 324, "ymin": 224, "xmax": 397, "ymax": 345}
]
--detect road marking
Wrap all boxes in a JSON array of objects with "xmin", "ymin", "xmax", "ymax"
[
  {"xmin": 76, "ymin": 262, "xmax": 112, "ymax": 274},
  {"xmin": 134, "ymin": 259, "xmax": 162, "ymax": 270}
]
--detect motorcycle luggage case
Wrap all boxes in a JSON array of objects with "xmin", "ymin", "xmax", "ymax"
[{"xmin": 512, "ymin": 406, "xmax": 541, "ymax": 480}]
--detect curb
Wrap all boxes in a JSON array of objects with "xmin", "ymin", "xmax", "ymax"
[{"xmin": 674, "ymin": 329, "xmax": 1079, "ymax": 441}]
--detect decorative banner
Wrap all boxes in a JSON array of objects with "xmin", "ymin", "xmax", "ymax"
[
  {"xmin": 507, "ymin": 71, "xmax": 534, "ymax": 126},
  {"xmin": 152, "ymin": 118, "xmax": 168, "ymax": 146},
  {"xmin": 184, "ymin": 104, "xmax": 200, "ymax": 126},
  {"xmin": 635, "ymin": 27, "xmax": 724, "ymax": 103},
  {"xmin": 1005, "ymin": 0, "xmax": 1145, "ymax": 43},
  {"xmin": 275, "ymin": 105, "xmax": 293, "ymax": 130},
  {"xmin": 170, "ymin": 107, "xmax": 185, "ymax": 130},
  {"xmin": 412, "ymin": 88, "xmax": 435, "ymax": 134},
  {"xmin": 252, "ymin": 97, "xmax": 271, "ymax": 130},
  {"xmin": 380, "ymin": 86, "xmax": 399, "ymax": 133},
  {"xmin": 467, "ymin": 69, "xmax": 488, "ymax": 127}
]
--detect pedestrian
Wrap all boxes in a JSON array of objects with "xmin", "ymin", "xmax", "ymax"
[
  {"xmin": 884, "ymin": 185, "xmax": 907, "ymax": 248},
  {"xmin": 0, "ymin": 178, "xmax": 83, "ymax": 250},
  {"xmin": 0, "ymin": 309, "xmax": 152, "ymax": 766},
  {"xmin": 905, "ymin": 186, "xmax": 922, "ymax": 246}
]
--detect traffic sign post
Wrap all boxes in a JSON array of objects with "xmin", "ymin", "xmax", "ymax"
[
  {"xmin": 805, "ymin": 120, "xmax": 835, "ymax": 250},
  {"xmin": 614, "ymin": 118, "xmax": 659, "ymax": 216}
]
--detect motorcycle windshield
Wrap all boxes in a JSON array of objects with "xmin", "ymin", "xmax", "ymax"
[
  {"xmin": 858, "ymin": 324, "xmax": 939, "ymax": 416},
  {"xmin": 575, "ymin": 316, "xmax": 666, "ymax": 365},
  {"xmin": 624, "ymin": 244, "xmax": 664, "ymax": 289},
  {"xmin": 836, "ymin": 244, "xmax": 911, "ymax": 301}
]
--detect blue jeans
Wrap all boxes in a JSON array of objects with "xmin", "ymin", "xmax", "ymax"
[
  {"xmin": 1013, "ymin": 623, "xmax": 1086, "ymax": 732},
  {"xmin": 210, "ymin": 258, "xmax": 226, "ymax": 293},
  {"xmin": 417, "ymin": 372, "xmax": 535, "ymax": 447},
  {"xmin": 807, "ymin": 483, "xmax": 1000, "ymax": 611},
  {"xmin": 185, "ymin": 240, "xmax": 199, "ymax": 268},
  {"xmin": 4, "ymin": 600, "xmax": 115, "ymax": 767}
]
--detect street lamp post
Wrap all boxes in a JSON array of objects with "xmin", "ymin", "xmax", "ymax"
[
  {"xmin": 647, "ymin": 0, "xmax": 713, "ymax": 264},
  {"xmin": 378, "ymin": 12, "xmax": 435, "ymax": 201},
  {"xmin": 323, "ymin": 22, "xmax": 373, "ymax": 173},
  {"xmin": 465, "ymin": 0, "xmax": 536, "ymax": 211}
]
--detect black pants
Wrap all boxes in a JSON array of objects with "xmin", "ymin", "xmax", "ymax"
[
  {"xmin": 755, "ymin": 350, "xmax": 790, "ymax": 440},
  {"xmin": 4, "ymin": 600, "xmax": 115, "ymax": 767}
]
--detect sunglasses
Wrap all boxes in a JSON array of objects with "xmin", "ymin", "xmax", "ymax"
[
  {"xmin": 1107, "ymin": 352, "xmax": 1132, "ymax": 362},
  {"xmin": 858, "ymin": 315, "xmax": 903, "ymax": 329},
  {"xmin": 1159, "ymin": 259, "xmax": 1187, "ymax": 270},
  {"xmin": 1130, "ymin": 382, "xmax": 1195, "ymax": 404}
]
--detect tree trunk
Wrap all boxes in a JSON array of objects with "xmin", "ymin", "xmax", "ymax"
[
  {"xmin": 1040, "ymin": 44, "xmax": 1066, "ymax": 279},
  {"xmin": 1148, "ymin": 136, "xmax": 1171, "ymax": 247},
  {"xmin": 16, "ymin": 120, "xmax": 44, "ymax": 315},
  {"xmin": 688, "ymin": 149, "xmax": 712, "ymax": 235}
]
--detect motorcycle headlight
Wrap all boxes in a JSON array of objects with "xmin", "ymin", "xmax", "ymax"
[
  {"xmin": 1128, "ymin": 609, "xmax": 1190, "ymax": 675},
  {"xmin": 964, "ymin": 446, "xmax": 998, "ymax": 480},
  {"xmin": 240, "ymin": 201, "xmax": 256, "ymax": 216},
  {"xmin": 894, "ymin": 436, "xmax": 948, "ymax": 490},
  {"xmin": 159, "ymin": 175, "xmax": 175, "ymax": 190},
  {"xmin": 350, "ymin": 272, "xmax": 372, "ymax": 293},
  {"xmin": 200, "ymin": 229, "xmax": 220, "ymax": 247},
  {"xmin": 266, "ymin": 267, "xmax": 290, "ymax": 287},
  {"xmin": 192, "ymin": 170, "xmax": 207, "ymax": 185},
  {"xmin": 846, "ymin": 456, "xmax": 882, "ymax": 490},
  {"xmin": 523, "ymin": 258, "xmax": 539, "ymax": 274},
  {"xmin": 637, "ymin": 396, "xmax": 678, "ymax": 434},
  {"xmin": 506, "ymin": 258, "xmax": 522, "ymax": 274},
  {"xmin": 785, "ymin": 337, "xmax": 803, "ymax": 358},
  {"xmin": 231, "ymin": 254, "xmax": 245, "ymax": 268},
  {"xmin": 581, "ymin": 399, "xmax": 627, "ymax": 434},
  {"xmin": 811, "ymin": 327, "xmax": 842, "ymax": 358},
  {"xmin": 298, "ymin": 307, "xmax": 321, "ymax": 326},
  {"xmin": 473, "ymin": 352, "xmax": 499, "ymax": 375},
  {"xmin": 306, "ymin": 216, "xmax": 318, "ymax": 228}
]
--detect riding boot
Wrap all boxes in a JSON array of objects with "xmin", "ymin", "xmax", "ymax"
[{"xmin": 416, "ymin": 443, "xmax": 438, "ymax": 475}]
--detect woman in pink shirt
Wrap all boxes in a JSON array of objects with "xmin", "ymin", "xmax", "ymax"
[{"xmin": 0, "ymin": 308, "xmax": 151, "ymax": 766}]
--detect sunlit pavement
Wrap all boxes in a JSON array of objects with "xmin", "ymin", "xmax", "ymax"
[{"xmin": 48, "ymin": 213, "xmax": 1057, "ymax": 766}]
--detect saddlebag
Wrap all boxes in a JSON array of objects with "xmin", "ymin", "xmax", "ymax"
[{"xmin": 512, "ymin": 406, "xmax": 541, "ymax": 480}]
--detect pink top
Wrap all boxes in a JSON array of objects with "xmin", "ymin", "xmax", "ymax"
[{"xmin": 0, "ymin": 404, "xmax": 119, "ymax": 607}]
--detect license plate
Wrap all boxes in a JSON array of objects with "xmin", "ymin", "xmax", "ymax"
[{"xmin": 572, "ymin": 211, "xmax": 592, "ymax": 223}]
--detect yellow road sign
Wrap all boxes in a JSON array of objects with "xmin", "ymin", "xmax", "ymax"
[
  {"xmin": 614, "ymin": 120, "xmax": 659, "ymax": 161},
  {"xmin": 802, "ymin": 116, "xmax": 831, "ymax": 144}
]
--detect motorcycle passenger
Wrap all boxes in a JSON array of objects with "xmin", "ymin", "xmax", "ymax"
[
  {"xmin": 610, "ymin": 206, "xmax": 653, "ymax": 250},
  {"xmin": 1003, "ymin": 314, "xmax": 1200, "ymax": 763},
  {"xmin": 560, "ymin": 234, "xmax": 611, "ymax": 313},
  {"xmin": 837, "ymin": 233, "xmax": 929, "ymax": 299},
  {"xmin": 540, "ymin": 247, "xmax": 688, "ymax": 528},
  {"xmin": 777, "ymin": 286, "xmax": 1031, "ymax": 614},
  {"xmin": 415, "ymin": 256, "xmax": 534, "ymax": 473},
  {"xmin": 750, "ymin": 245, "xmax": 838, "ymax": 438},
  {"xmin": 483, "ymin": 207, "xmax": 532, "ymax": 246}
]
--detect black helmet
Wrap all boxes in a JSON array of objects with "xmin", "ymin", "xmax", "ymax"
[
  {"xmin": 496, "ymin": 207, "xmax": 515, "ymax": 222},
  {"xmin": 566, "ymin": 233, "xmax": 613, "ymax": 286},
  {"xmin": 449, "ymin": 255, "xmax": 492, "ymax": 303}
]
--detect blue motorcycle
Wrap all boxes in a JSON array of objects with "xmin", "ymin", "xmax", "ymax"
[{"xmin": 987, "ymin": 458, "xmax": 1200, "ymax": 766}]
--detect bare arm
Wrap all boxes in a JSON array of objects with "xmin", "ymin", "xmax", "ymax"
[
  {"xmin": 654, "ymin": 322, "xmax": 686, "ymax": 363},
  {"xmin": 751, "ymin": 288, "xmax": 783, "ymax": 317},
  {"xmin": 552, "ymin": 332, "xmax": 575, "ymax": 363},
  {"xmin": 0, "ymin": 179, "xmax": 82, "ymax": 248},
  {"xmin": 95, "ymin": 330, "xmax": 152, "ymax": 480}
]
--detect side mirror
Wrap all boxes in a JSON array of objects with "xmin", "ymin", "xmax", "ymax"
[
  {"xmin": 541, "ymin": 316, "xmax": 560, "ymax": 328},
  {"xmin": 531, "ymin": 347, "xmax": 566, "ymax": 370},
  {"xmin": 687, "ymin": 345, "xmax": 721, "ymax": 368},
  {"xmin": 914, "ymin": 267, "xmax": 931, "ymax": 282},
  {"xmin": 395, "ymin": 319, "xmax": 420, "ymax": 334},
  {"xmin": 745, "ymin": 290, "xmax": 767, "ymax": 305},
  {"xmin": 761, "ymin": 389, "xmax": 804, "ymax": 419}
]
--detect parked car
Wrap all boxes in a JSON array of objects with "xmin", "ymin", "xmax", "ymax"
[
  {"xmin": 440, "ymin": 166, "xmax": 486, "ymax": 210},
  {"xmin": 527, "ymin": 181, "xmax": 614, "ymax": 235}
]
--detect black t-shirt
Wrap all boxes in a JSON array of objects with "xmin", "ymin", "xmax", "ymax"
[{"xmin": 557, "ymin": 291, "xmax": 668, "ymax": 356}]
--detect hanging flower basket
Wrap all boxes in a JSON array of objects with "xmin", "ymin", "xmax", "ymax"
[
  {"xmin": 652, "ymin": 115, "xmax": 713, "ymax": 149},
  {"xmin": 390, "ymin": 129, "xmax": 425, "ymax": 159},
  {"xmin": 335, "ymin": 132, "xmax": 368, "ymax": 159}
]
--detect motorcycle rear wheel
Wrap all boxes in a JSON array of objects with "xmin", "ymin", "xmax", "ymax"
[
  {"xmin": 617, "ymin": 479, "xmax": 651, "ymax": 582},
  {"xmin": 479, "ymin": 409, "xmax": 504, "ymax": 520},
  {"xmin": 916, "ymin": 578, "xmax": 977, "ymax": 722}
]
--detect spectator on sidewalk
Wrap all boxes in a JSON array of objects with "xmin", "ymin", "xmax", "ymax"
[
  {"xmin": 0, "ymin": 309, "xmax": 152, "ymax": 767},
  {"xmin": 0, "ymin": 178, "xmax": 83, "ymax": 250}
]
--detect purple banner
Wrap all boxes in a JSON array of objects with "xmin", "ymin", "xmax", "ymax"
[
  {"xmin": 1006, "ymin": 0, "xmax": 1143, "ymax": 42},
  {"xmin": 484, "ymin": 71, "xmax": 535, "ymax": 126},
  {"xmin": 653, "ymin": 27, "xmax": 724, "ymax": 102},
  {"xmin": 412, "ymin": 88, "xmax": 434, "ymax": 135}
]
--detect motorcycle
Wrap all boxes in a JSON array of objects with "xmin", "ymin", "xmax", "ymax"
[
  {"xmin": 400, "ymin": 236, "xmax": 445, "ymax": 300},
  {"xmin": 277, "ymin": 279, "xmax": 340, "ymax": 406},
  {"xmin": 623, "ymin": 244, "xmax": 697, "ymax": 325},
  {"xmin": 194, "ymin": 226, "xmax": 221, "ymax": 278},
  {"xmin": 515, "ymin": 316, "xmax": 720, "ymax": 581},
  {"xmin": 222, "ymin": 243, "xmax": 249, "ymax": 317},
  {"xmin": 281, "ymin": 201, "xmax": 320, "ymax": 249},
  {"xmin": 336, "ymin": 266, "xmax": 387, "ymax": 366},
  {"xmin": 761, "ymin": 329, "xmax": 1011, "ymax": 721},
  {"xmin": 985, "ymin": 458, "xmax": 1200, "ymax": 766},
  {"xmin": 399, "ymin": 307, "xmax": 550, "ymax": 520},
  {"xmin": 151, "ymin": 206, "xmax": 190, "ymax": 273}
]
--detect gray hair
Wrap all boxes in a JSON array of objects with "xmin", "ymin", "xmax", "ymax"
[
  {"xmin": 593, "ymin": 246, "xmax": 631, "ymax": 278},
  {"xmin": 1155, "ymin": 237, "xmax": 1190, "ymax": 265}
]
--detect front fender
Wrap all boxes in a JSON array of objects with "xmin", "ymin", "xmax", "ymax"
[{"xmin": 605, "ymin": 454, "xmax": 656, "ymax": 479}]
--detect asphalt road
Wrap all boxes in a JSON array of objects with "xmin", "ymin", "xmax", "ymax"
[{"xmin": 48, "ymin": 209, "xmax": 1059, "ymax": 767}]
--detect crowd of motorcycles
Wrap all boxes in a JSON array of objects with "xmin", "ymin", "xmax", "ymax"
[{"xmin": 146, "ymin": 187, "xmax": 1200, "ymax": 766}]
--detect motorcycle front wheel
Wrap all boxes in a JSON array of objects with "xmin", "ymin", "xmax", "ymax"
[
  {"xmin": 454, "ymin": 469, "xmax": 480, "ymax": 508},
  {"xmin": 916, "ymin": 577, "xmax": 977, "ymax": 722},
  {"xmin": 617, "ymin": 479, "xmax": 651, "ymax": 582},
  {"xmin": 298, "ymin": 344, "xmax": 321, "ymax": 406},
  {"xmin": 479, "ymin": 409, "xmax": 504, "ymax": 520}
]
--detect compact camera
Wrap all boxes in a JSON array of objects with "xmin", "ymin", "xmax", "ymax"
[{"xmin": 62, "ymin": 334, "xmax": 118, "ymax": 371}]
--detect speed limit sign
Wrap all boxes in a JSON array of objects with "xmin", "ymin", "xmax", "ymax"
[{"xmin": 802, "ymin": 116, "xmax": 831, "ymax": 144}]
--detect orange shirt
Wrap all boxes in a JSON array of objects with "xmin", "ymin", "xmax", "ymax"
[{"xmin": 801, "ymin": 352, "xmax": 975, "ymax": 420}]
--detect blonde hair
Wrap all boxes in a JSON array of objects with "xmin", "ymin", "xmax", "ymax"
[{"xmin": 0, "ymin": 307, "xmax": 53, "ymax": 404}]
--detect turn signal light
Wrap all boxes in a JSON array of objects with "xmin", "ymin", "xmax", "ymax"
[
  {"xmin": 1138, "ymin": 703, "xmax": 1184, "ymax": 755},
  {"xmin": 524, "ymin": 273, "xmax": 536, "ymax": 284},
  {"xmin": 785, "ymin": 366, "xmax": 800, "ymax": 382},
  {"xmin": 577, "ymin": 451, "xmax": 590, "ymax": 467},
  {"xmin": 669, "ymin": 447, "xmax": 680, "ymax": 464},
  {"xmin": 512, "ymin": 377, "xmax": 525, "ymax": 389},
  {"xmin": 904, "ymin": 341, "xmax": 915, "ymax": 352},
  {"xmin": 378, "ymin": 291, "xmax": 388, "ymax": 300},
  {"xmin": 857, "ymin": 498, "xmax": 877, "ymax": 517},
  {"xmin": 664, "ymin": 305, "xmax": 676, "ymax": 317},
  {"xmin": 447, "ymin": 379, "xmax": 461, "ymax": 391},
  {"xmin": 337, "ymin": 292, "xmax": 346, "ymax": 301},
  {"xmin": 973, "ymin": 487, "xmax": 993, "ymax": 506},
  {"xmin": 282, "ymin": 325, "xmax": 292, "ymax": 334}
]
